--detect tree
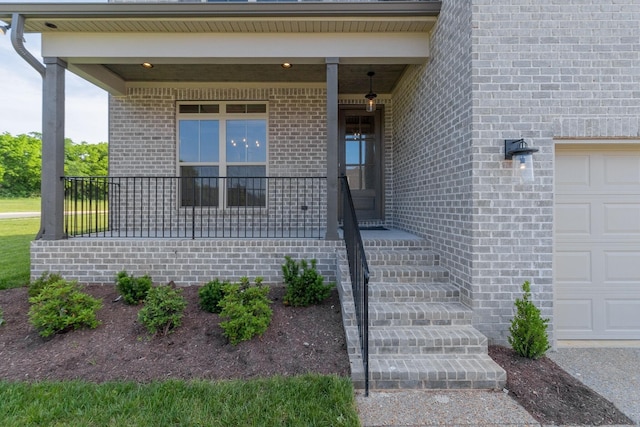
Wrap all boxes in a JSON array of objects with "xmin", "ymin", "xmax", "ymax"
[
  {"xmin": 0, "ymin": 132, "xmax": 42, "ymax": 197},
  {"xmin": 0, "ymin": 132, "xmax": 108, "ymax": 198},
  {"xmin": 508, "ymin": 281, "xmax": 551, "ymax": 359},
  {"xmin": 65, "ymin": 140, "xmax": 108, "ymax": 177}
]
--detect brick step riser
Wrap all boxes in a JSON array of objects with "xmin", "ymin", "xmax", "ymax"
[
  {"xmin": 366, "ymin": 255, "xmax": 440, "ymax": 267},
  {"xmin": 370, "ymin": 286, "xmax": 459, "ymax": 303},
  {"xmin": 363, "ymin": 242, "xmax": 432, "ymax": 250},
  {"xmin": 371, "ymin": 318, "xmax": 472, "ymax": 327},
  {"xmin": 367, "ymin": 357, "xmax": 507, "ymax": 390},
  {"xmin": 370, "ymin": 345, "xmax": 487, "ymax": 355},
  {"xmin": 368, "ymin": 378, "xmax": 504, "ymax": 390},
  {"xmin": 369, "ymin": 274, "xmax": 450, "ymax": 284}
]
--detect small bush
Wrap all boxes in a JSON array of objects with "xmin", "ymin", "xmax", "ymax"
[
  {"xmin": 219, "ymin": 277, "xmax": 272, "ymax": 345},
  {"xmin": 508, "ymin": 281, "xmax": 551, "ymax": 359},
  {"xmin": 138, "ymin": 284, "xmax": 187, "ymax": 336},
  {"xmin": 28, "ymin": 280, "xmax": 102, "ymax": 338},
  {"xmin": 281, "ymin": 256, "xmax": 334, "ymax": 307},
  {"xmin": 199, "ymin": 279, "xmax": 230, "ymax": 313},
  {"xmin": 115, "ymin": 270, "xmax": 152, "ymax": 305},
  {"xmin": 28, "ymin": 272, "xmax": 64, "ymax": 298}
]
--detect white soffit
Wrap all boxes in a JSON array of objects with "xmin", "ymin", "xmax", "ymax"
[{"xmin": 26, "ymin": 16, "xmax": 437, "ymax": 34}]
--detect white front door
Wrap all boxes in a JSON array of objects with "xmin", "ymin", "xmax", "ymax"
[{"xmin": 555, "ymin": 144, "xmax": 640, "ymax": 339}]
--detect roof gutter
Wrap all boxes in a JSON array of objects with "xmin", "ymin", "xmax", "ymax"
[
  {"xmin": 10, "ymin": 13, "xmax": 45, "ymax": 78},
  {"xmin": 0, "ymin": 2, "xmax": 441, "ymax": 23}
]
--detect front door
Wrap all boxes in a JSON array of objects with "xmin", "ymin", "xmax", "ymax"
[{"xmin": 339, "ymin": 107, "xmax": 384, "ymax": 221}]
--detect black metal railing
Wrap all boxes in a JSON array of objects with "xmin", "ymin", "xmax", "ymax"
[
  {"xmin": 340, "ymin": 176, "xmax": 370, "ymax": 396},
  {"xmin": 64, "ymin": 176, "xmax": 326, "ymax": 239}
]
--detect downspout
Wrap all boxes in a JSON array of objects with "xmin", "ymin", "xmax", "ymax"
[
  {"xmin": 10, "ymin": 13, "xmax": 45, "ymax": 78},
  {"xmin": 10, "ymin": 13, "xmax": 46, "ymax": 239}
]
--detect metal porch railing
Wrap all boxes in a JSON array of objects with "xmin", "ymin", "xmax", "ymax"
[{"xmin": 64, "ymin": 176, "xmax": 327, "ymax": 239}]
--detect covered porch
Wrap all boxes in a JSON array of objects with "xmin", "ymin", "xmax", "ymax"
[{"xmin": 0, "ymin": 1, "xmax": 440, "ymax": 243}]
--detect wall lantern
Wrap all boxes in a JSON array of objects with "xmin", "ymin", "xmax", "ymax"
[
  {"xmin": 505, "ymin": 139, "xmax": 539, "ymax": 183},
  {"xmin": 364, "ymin": 71, "xmax": 377, "ymax": 112}
]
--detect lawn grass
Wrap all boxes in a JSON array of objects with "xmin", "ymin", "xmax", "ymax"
[
  {"xmin": 0, "ymin": 217, "xmax": 38, "ymax": 290},
  {"xmin": 0, "ymin": 197, "xmax": 41, "ymax": 213},
  {"xmin": 0, "ymin": 375, "xmax": 359, "ymax": 427}
]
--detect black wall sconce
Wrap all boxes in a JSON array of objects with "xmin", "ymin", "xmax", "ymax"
[{"xmin": 505, "ymin": 139, "xmax": 539, "ymax": 183}]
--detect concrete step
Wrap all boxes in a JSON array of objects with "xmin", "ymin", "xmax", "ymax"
[
  {"xmin": 365, "ymin": 249, "xmax": 440, "ymax": 266},
  {"xmin": 369, "ymin": 302, "xmax": 472, "ymax": 327},
  {"xmin": 369, "ymin": 283, "xmax": 459, "ymax": 303},
  {"xmin": 368, "ymin": 326, "xmax": 487, "ymax": 355},
  {"xmin": 369, "ymin": 265, "xmax": 450, "ymax": 284},
  {"xmin": 368, "ymin": 354, "xmax": 506, "ymax": 390}
]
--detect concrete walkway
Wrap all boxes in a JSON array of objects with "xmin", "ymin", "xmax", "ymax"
[
  {"xmin": 356, "ymin": 389, "xmax": 539, "ymax": 426},
  {"xmin": 0, "ymin": 211, "xmax": 40, "ymax": 219},
  {"xmin": 356, "ymin": 346, "xmax": 640, "ymax": 426}
]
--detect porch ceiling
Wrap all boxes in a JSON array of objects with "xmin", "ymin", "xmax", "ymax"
[
  {"xmin": 1, "ymin": 2, "xmax": 440, "ymax": 95},
  {"xmin": 102, "ymin": 63, "xmax": 406, "ymax": 94}
]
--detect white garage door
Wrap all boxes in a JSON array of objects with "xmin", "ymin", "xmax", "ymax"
[{"xmin": 555, "ymin": 144, "xmax": 640, "ymax": 339}]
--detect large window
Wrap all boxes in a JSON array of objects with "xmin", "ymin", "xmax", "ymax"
[{"xmin": 178, "ymin": 103, "xmax": 267, "ymax": 207}]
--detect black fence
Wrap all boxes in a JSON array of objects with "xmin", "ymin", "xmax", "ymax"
[
  {"xmin": 64, "ymin": 176, "xmax": 327, "ymax": 239},
  {"xmin": 340, "ymin": 176, "xmax": 370, "ymax": 396}
]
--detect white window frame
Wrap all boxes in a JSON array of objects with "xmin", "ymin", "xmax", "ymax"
[{"xmin": 176, "ymin": 101, "xmax": 269, "ymax": 209}]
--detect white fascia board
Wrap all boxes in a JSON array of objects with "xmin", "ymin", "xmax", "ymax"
[{"xmin": 42, "ymin": 32, "xmax": 429, "ymax": 65}]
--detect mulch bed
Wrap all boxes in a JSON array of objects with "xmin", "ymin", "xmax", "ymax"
[
  {"xmin": 0, "ymin": 284, "xmax": 635, "ymax": 426},
  {"xmin": 489, "ymin": 345, "xmax": 634, "ymax": 426},
  {"xmin": 0, "ymin": 284, "xmax": 350, "ymax": 382}
]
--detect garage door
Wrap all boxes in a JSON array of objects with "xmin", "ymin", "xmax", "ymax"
[{"xmin": 555, "ymin": 144, "xmax": 640, "ymax": 339}]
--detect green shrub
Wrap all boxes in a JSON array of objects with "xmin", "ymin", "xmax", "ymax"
[
  {"xmin": 199, "ymin": 279, "xmax": 230, "ymax": 313},
  {"xmin": 115, "ymin": 270, "xmax": 152, "ymax": 305},
  {"xmin": 508, "ymin": 281, "xmax": 551, "ymax": 359},
  {"xmin": 28, "ymin": 280, "xmax": 102, "ymax": 338},
  {"xmin": 281, "ymin": 256, "xmax": 334, "ymax": 307},
  {"xmin": 219, "ymin": 277, "xmax": 272, "ymax": 345},
  {"xmin": 0, "ymin": 306, "xmax": 4, "ymax": 327},
  {"xmin": 138, "ymin": 285, "xmax": 187, "ymax": 336},
  {"xmin": 28, "ymin": 272, "xmax": 64, "ymax": 298}
]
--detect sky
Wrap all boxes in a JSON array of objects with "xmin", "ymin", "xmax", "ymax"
[{"xmin": 0, "ymin": 0, "xmax": 109, "ymax": 144}]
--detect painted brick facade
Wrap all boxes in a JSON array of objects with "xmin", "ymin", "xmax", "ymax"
[
  {"xmin": 471, "ymin": 0, "xmax": 640, "ymax": 344},
  {"xmin": 393, "ymin": 0, "xmax": 640, "ymax": 344},
  {"xmin": 392, "ymin": 1, "xmax": 475, "ymax": 318},
  {"xmin": 31, "ymin": 239, "xmax": 341, "ymax": 286},
  {"xmin": 31, "ymin": 0, "xmax": 640, "ymax": 344}
]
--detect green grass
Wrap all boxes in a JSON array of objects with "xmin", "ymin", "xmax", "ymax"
[
  {"xmin": 0, "ymin": 217, "xmax": 38, "ymax": 290},
  {"xmin": 0, "ymin": 197, "xmax": 41, "ymax": 213},
  {"xmin": 0, "ymin": 375, "xmax": 359, "ymax": 427}
]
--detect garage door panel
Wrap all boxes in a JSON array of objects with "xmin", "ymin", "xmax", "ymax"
[
  {"xmin": 555, "ymin": 203, "xmax": 591, "ymax": 235},
  {"xmin": 603, "ymin": 203, "xmax": 640, "ymax": 235},
  {"xmin": 556, "ymin": 154, "xmax": 590, "ymax": 187},
  {"xmin": 603, "ymin": 155, "xmax": 640, "ymax": 187},
  {"xmin": 556, "ymin": 145, "xmax": 640, "ymax": 340},
  {"xmin": 605, "ymin": 300, "xmax": 640, "ymax": 331},
  {"xmin": 556, "ymin": 299, "xmax": 593, "ymax": 333},
  {"xmin": 604, "ymin": 251, "xmax": 640, "ymax": 282},
  {"xmin": 555, "ymin": 251, "xmax": 591, "ymax": 283}
]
